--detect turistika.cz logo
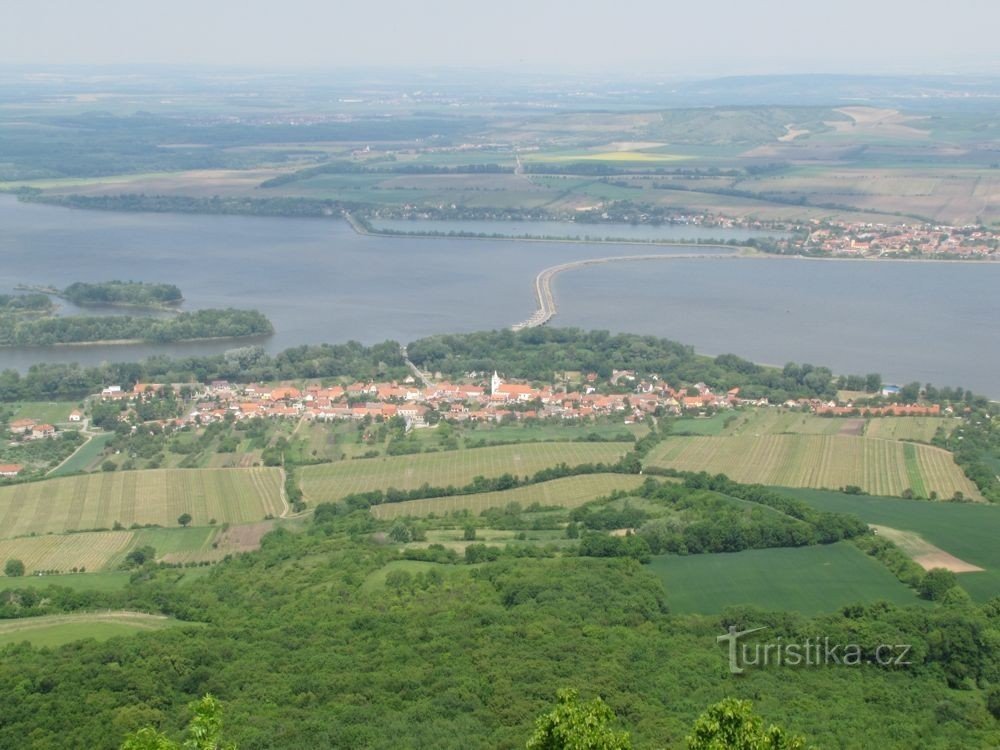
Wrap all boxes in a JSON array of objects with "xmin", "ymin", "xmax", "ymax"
[{"xmin": 718, "ymin": 625, "xmax": 912, "ymax": 674}]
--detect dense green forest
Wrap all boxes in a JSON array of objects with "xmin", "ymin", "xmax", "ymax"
[
  {"xmin": 0, "ymin": 341, "xmax": 407, "ymax": 401},
  {"xmin": 0, "ymin": 293, "xmax": 53, "ymax": 314},
  {"xmin": 61, "ymin": 281, "xmax": 183, "ymax": 308},
  {"xmin": 0, "ymin": 308, "xmax": 272, "ymax": 347},
  {"xmin": 0, "ymin": 508, "xmax": 997, "ymax": 749}
]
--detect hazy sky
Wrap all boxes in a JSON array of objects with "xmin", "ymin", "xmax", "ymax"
[{"xmin": 3, "ymin": 0, "xmax": 999, "ymax": 75}]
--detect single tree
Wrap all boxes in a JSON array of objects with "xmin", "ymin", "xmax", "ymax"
[
  {"xmin": 177, "ymin": 513, "xmax": 193, "ymax": 528},
  {"xmin": 4, "ymin": 558, "xmax": 25, "ymax": 577},
  {"xmin": 919, "ymin": 568, "xmax": 959, "ymax": 600},
  {"xmin": 686, "ymin": 698, "xmax": 805, "ymax": 750},
  {"xmin": 526, "ymin": 688, "xmax": 632, "ymax": 750},
  {"xmin": 463, "ymin": 524, "xmax": 477, "ymax": 541}
]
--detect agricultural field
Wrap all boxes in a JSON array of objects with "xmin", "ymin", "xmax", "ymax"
[
  {"xmin": 0, "ymin": 520, "xmax": 281, "ymax": 575},
  {"xmin": 460, "ymin": 420, "xmax": 646, "ymax": 445},
  {"xmin": 719, "ymin": 411, "xmax": 861, "ymax": 437},
  {"xmin": 649, "ymin": 542, "xmax": 923, "ymax": 615},
  {"xmin": 0, "ymin": 611, "xmax": 185, "ymax": 648},
  {"xmin": 300, "ymin": 442, "xmax": 629, "ymax": 503},
  {"xmin": 524, "ymin": 150, "xmax": 689, "ymax": 164},
  {"xmin": 0, "ymin": 531, "xmax": 133, "ymax": 574},
  {"xmin": 864, "ymin": 417, "xmax": 957, "ymax": 443},
  {"xmin": 644, "ymin": 434, "xmax": 980, "ymax": 500},
  {"xmin": 48, "ymin": 432, "xmax": 114, "ymax": 476},
  {"xmin": 0, "ymin": 467, "xmax": 284, "ymax": 537},
  {"xmin": 782, "ymin": 488, "xmax": 1000, "ymax": 601},
  {"xmin": 370, "ymin": 473, "xmax": 645, "ymax": 519}
]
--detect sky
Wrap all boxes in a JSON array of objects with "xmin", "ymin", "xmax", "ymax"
[{"xmin": 2, "ymin": 0, "xmax": 999, "ymax": 75}]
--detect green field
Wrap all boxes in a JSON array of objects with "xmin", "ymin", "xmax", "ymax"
[
  {"xmin": 0, "ymin": 467, "xmax": 284, "ymax": 537},
  {"xmin": 650, "ymin": 542, "xmax": 923, "ymax": 614},
  {"xmin": 300, "ymin": 442, "xmax": 629, "ymax": 503},
  {"xmin": 48, "ymin": 432, "xmax": 114, "ymax": 476},
  {"xmin": 781, "ymin": 488, "xmax": 1000, "ymax": 601},
  {"xmin": 371, "ymin": 473, "xmax": 645, "ymax": 519},
  {"xmin": 8, "ymin": 401, "xmax": 79, "ymax": 425},
  {"xmin": 0, "ymin": 611, "xmax": 185, "ymax": 648},
  {"xmin": 1, "ymin": 571, "xmax": 132, "ymax": 592},
  {"xmin": 644, "ymin": 434, "xmax": 979, "ymax": 499}
]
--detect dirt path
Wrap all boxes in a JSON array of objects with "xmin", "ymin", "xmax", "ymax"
[{"xmin": 871, "ymin": 525, "xmax": 984, "ymax": 573}]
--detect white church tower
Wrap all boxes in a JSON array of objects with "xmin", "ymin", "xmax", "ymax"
[{"xmin": 491, "ymin": 370, "xmax": 502, "ymax": 395}]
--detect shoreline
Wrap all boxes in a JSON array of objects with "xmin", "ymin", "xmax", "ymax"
[
  {"xmin": 0, "ymin": 333, "xmax": 272, "ymax": 349},
  {"xmin": 346, "ymin": 213, "xmax": 999, "ymax": 264}
]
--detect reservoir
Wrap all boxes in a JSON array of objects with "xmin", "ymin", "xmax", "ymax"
[{"xmin": 1, "ymin": 197, "xmax": 997, "ymax": 397}]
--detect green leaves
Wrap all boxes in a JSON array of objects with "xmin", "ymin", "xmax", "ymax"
[{"xmin": 526, "ymin": 689, "xmax": 632, "ymax": 750}]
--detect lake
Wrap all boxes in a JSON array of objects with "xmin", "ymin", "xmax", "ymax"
[{"xmin": 1, "ymin": 197, "xmax": 998, "ymax": 397}]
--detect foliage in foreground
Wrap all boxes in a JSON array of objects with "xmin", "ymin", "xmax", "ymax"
[{"xmin": 121, "ymin": 695, "xmax": 235, "ymax": 750}]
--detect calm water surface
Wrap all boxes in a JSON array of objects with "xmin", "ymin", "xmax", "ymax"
[{"xmin": 1, "ymin": 197, "xmax": 997, "ymax": 396}]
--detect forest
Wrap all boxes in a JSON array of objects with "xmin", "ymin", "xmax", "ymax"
[
  {"xmin": 61, "ymin": 281, "xmax": 183, "ymax": 308},
  {"xmin": 0, "ymin": 506, "xmax": 996, "ymax": 749},
  {"xmin": 0, "ymin": 308, "xmax": 272, "ymax": 347}
]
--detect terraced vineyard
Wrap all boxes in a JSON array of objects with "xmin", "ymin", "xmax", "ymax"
[
  {"xmin": 0, "ymin": 467, "xmax": 284, "ymax": 537},
  {"xmin": 371, "ymin": 473, "xmax": 645, "ymax": 519},
  {"xmin": 0, "ymin": 531, "xmax": 133, "ymax": 573},
  {"xmin": 721, "ymin": 411, "xmax": 859, "ymax": 437},
  {"xmin": 301, "ymin": 442, "xmax": 630, "ymax": 503},
  {"xmin": 644, "ymin": 434, "xmax": 980, "ymax": 499}
]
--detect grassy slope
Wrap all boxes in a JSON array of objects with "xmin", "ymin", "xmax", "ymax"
[
  {"xmin": 0, "ymin": 612, "xmax": 185, "ymax": 647},
  {"xmin": 370, "ymin": 473, "xmax": 645, "ymax": 519}
]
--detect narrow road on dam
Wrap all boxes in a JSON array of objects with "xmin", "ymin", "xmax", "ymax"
[{"xmin": 510, "ymin": 251, "xmax": 737, "ymax": 330}]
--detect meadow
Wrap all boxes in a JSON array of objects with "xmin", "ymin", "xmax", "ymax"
[
  {"xmin": 0, "ymin": 611, "xmax": 185, "ymax": 648},
  {"xmin": 0, "ymin": 467, "xmax": 284, "ymax": 537},
  {"xmin": 783, "ymin": 488, "xmax": 1000, "ymax": 601},
  {"xmin": 4, "ymin": 571, "xmax": 133, "ymax": 592},
  {"xmin": 8, "ymin": 401, "xmax": 79, "ymax": 425},
  {"xmin": 300, "ymin": 442, "xmax": 629, "ymax": 503},
  {"xmin": 370, "ymin": 473, "xmax": 645, "ymax": 519},
  {"xmin": 649, "ymin": 542, "xmax": 923, "ymax": 615},
  {"xmin": 644, "ymin": 434, "xmax": 979, "ymax": 500}
]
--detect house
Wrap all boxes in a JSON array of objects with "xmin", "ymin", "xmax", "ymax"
[
  {"xmin": 68, "ymin": 410, "xmax": 83, "ymax": 423},
  {"xmin": 29, "ymin": 424, "xmax": 56, "ymax": 440},
  {"xmin": 0, "ymin": 464, "xmax": 23, "ymax": 478},
  {"xmin": 9, "ymin": 418, "xmax": 36, "ymax": 435}
]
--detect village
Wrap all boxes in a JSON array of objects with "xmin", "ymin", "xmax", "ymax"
[
  {"xmin": 91, "ymin": 369, "xmax": 944, "ymax": 432},
  {"xmin": 800, "ymin": 220, "xmax": 1000, "ymax": 258}
]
